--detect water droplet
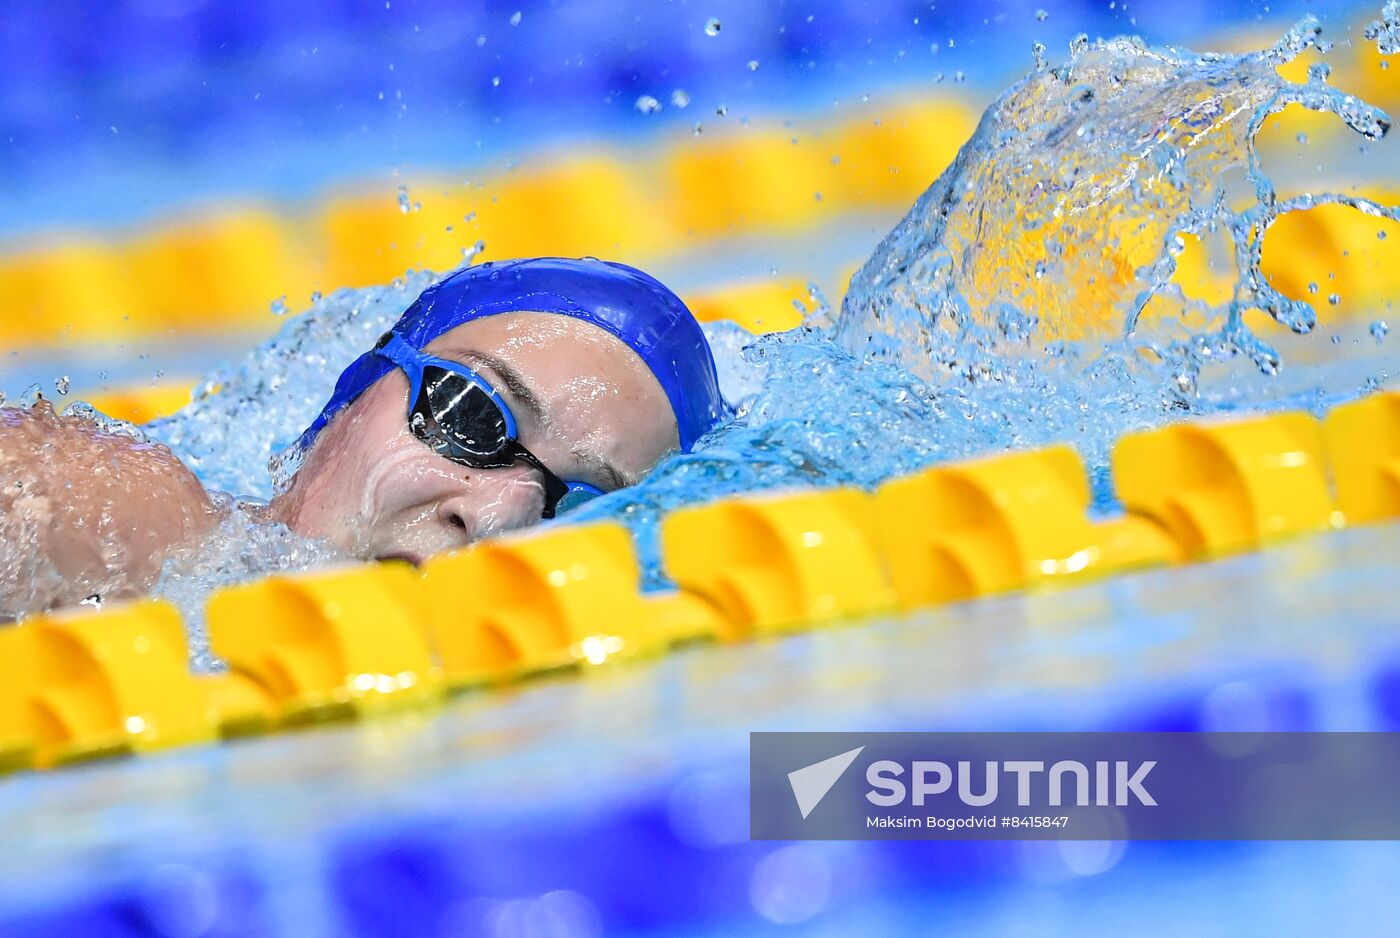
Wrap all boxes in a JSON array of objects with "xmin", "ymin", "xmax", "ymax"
[
  {"xmin": 671, "ymin": 89, "xmax": 691, "ymax": 108},
  {"xmin": 1296, "ymin": 132, "xmax": 1308, "ymax": 144},
  {"xmin": 491, "ymin": 75, "xmax": 501, "ymax": 87},
  {"xmin": 1069, "ymin": 33, "xmax": 1089, "ymax": 56},
  {"xmin": 715, "ymin": 103, "xmax": 728, "ymax": 116},
  {"xmin": 1372, "ymin": 320, "xmax": 1390, "ymax": 343},
  {"xmin": 1379, "ymin": 230, "xmax": 1388, "ymax": 240},
  {"xmin": 1328, "ymin": 293, "xmax": 1341, "ymax": 305},
  {"xmin": 55, "ymin": 376, "xmax": 70, "ymax": 395},
  {"xmin": 396, "ymin": 185, "xmax": 411, "ymax": 212},
  {"xmin": 1032, "ymin": 42, "xmax": 1048, "ymax": 71},
  {"xmin": 692, "ymin": 122, "xmax": 704, "ymax": 136},
  {"xmin": 704, "ymin": 17, "xmax": 721, "ymax": 37},
  {"xmin": 635, "ymin": 94, "xmax": 661, "ymax": 114},
  {"xmin": 747, "ymin": 59, "xmax": 760, "ymax": 71},
  {"xmin": 1035, "ymin": 8, "xmax": 1049, "ymax": 21},
  {"xmin": 953, "ymin": 71, "xmax": 966, "ymax": 83},
  {"xmin": 508, "ymin": 10, "xmax": 521, "ymax": 26},
  {"xmin": 270, "ymin": 296, "xmax": 289, "ymax": 315},
  {"xmin": 310, "ymin": 290, "xmax": 323, "ymax": 303},
  {"xmin": 1307, "ymin": 282, "xmax": 1318, "ymax": 294}
]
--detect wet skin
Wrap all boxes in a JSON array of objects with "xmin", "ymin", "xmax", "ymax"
[{"xmin": 0, "ymin": 311, "xmax": 679, "ymax": 617}]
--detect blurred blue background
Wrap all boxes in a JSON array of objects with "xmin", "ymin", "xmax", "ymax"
[{"xmin": 0, "ymin": 0, "xmax": 1372, "ymax": 237}]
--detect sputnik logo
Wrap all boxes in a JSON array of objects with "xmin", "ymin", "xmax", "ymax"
[{"xmin": 787, "ymin": 746, "xmax": 865, "ymax": 819}]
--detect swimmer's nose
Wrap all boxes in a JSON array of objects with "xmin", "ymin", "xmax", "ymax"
[
  {"xmin": 435, "ymin": 497, "xmax": 477, "ymax": 543},
  {"xmin": 438, "ymin": 466, "xmax": 546, "ymax": 540}
]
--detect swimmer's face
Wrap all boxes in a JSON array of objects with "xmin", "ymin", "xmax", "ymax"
[{"xmin": 272, "ymin": 312, "xmax": 679, "ymax": 562}]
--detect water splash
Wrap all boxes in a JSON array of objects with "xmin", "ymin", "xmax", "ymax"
[
  {"xmin": 151, "ymin": 272, "xmax": 437, "ymax": 498},
  {"xmin": 570, "ymin": 17, "xmax": 1399, "ymax": 585},
  {"xmin": 837, "ymin": 18, "xmax": 1396, "ymax": 395},
  {"xmin": 1365, "ymin": 0, "xmax": 1400, "ymax": 54}
]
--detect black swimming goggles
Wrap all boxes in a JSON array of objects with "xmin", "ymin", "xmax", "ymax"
[{"xmin": 373, "ymin": 332, "xmax": 605, "ymax": 519}]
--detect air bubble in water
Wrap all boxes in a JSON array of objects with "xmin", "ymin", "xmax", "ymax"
[
  {"xmin": 671, "ymin": 89, "xmax": 690, "ymax": 108},
  {"xmin": 55, "ymin": 376, "xmax": 70, "ymax": 396},
  {"xmin": 1035, "ymin": 8, "xmax": 1049, "ymax": 21},
  {"xmin": 715, "ymin": 103, "xmax": 728, "ymax": 116},
  {"xmin": 271, "ymin": 296, "xmax": 289, "ymax": 315},
  {"xmin": 396, "ymin": 185, "xmax": 411, "ymax": 212},
  {"xmin": 704, "ymin": 17, "xmax": 721, "ymax": 37},
  {"xmin": 1373, "ymin": 320, "xmax": 1390, "ymax": 343},
  {"xmin": 747, "ymin": 59, "xmax": 760, "ymax": 71},
  {"xmin": 635, "ymin": 95, "xmax": 661, "ymax": 114}
]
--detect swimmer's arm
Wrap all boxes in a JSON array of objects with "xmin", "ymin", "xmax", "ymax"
[{"xmin": 0, "ymin": 406, "xmax": 219, "ymax": 619}]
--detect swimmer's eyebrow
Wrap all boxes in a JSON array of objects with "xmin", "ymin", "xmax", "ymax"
[{"xmin": 455, "ymin": 350, "xmax": 548, "ymax": 426}]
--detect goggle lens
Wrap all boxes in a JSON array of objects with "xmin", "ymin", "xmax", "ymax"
[
  {"xmin": 414, "ymin": 366, "xmax": 511, "ymax": 463},
  {"xmin": 408, "ymin": 365, "xmax": 582, "ymax": 518}
]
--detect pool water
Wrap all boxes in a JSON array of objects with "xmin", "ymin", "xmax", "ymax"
[
  {"xmin": 1, "ymin": 11, "xmax": 1398, "ymax": 936},
  {"xmin": 1, "ymin": 518, "xmax": 1396, "ymax": 936}
]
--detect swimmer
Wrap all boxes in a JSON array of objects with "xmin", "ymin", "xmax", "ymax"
[{"xmin": 0, "ymin": 258, "xmax": 725, "ymax": 620}]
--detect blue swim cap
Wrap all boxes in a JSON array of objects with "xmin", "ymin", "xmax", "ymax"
[{"xmin": 297, "ymin": 257, "xmax": 726, "ymax": 453}]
